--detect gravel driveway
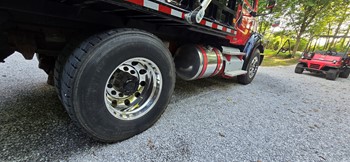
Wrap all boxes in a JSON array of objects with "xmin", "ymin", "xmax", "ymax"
[{"xmin": 1, "ymin": 53, "xmax": 350, "ymax": 161}]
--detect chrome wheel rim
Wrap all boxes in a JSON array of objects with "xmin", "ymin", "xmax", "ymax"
[
  {"xmin": 248, "ymin": 56, "xmax": 259, "ymax": 78},
  {"xmin": 104, "ymin": 57, "xmax": 162, "ymax": 120}
]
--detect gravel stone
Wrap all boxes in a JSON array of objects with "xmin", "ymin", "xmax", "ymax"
[{"xmin": 1, "ymin": 53, "xmax": 350, "ymax": 161}]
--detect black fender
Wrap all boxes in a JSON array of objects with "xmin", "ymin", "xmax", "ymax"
[{"xmin": 242, "ymin": 33, "xmax": 264, "ymax": 69}]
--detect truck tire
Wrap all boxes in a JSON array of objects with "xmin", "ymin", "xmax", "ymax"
[
  {"xmin": 294, "ymin": 63, "xmax": 304, "ymax": 74},
  {"xmin": 325, "ymin": 69, "xmax": 339, "ymax": 80},
  {"xmin": 54, "ymin": 42, "xmax": 78, "ymax": 101},
  {"xmin": 60, "ymin": 29, "xmax": 175, "ymax": 142},
  {"xmin": 237, "ymin": 50, "xmax": 260, "ymax": 85},
  {"xmin": 54, "ymin": 36, "xmax": 87, "ymax": 101},
  {"xmin": 339, "ymin": 68, "xmax": 350, "ymax": 78}
]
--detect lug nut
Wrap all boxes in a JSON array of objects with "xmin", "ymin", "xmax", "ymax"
[
  {"xmin": 111, "ymin": 100, "xmax": 117, "ymax": 107},
  {"xmin": 140, "ymin": 81, "xmax": 146, "ymax": 86},
  {"xmin": 124, "ymin": 99, "xmax": 130, "ymax": 106},
  {"xmin": 139, "ymin": 69, "xmax": 147, "ymax": 74}
]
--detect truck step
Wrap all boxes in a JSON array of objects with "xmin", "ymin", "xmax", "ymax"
[
  {"xmin": 222, "ymin": 46, "xmax": 246, "ymax": 56},
  {"xmin": 224, "ymin": 70, "xmax": 247, "ymax": 77}
]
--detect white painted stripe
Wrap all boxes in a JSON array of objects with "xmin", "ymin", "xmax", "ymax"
[
  {"xmin": 140, "ymin": 0, "xmax": 234, "ymax": 35},
  {"xmin": 217, "ymin": 25, "xmax": 223, "ymax": 30},
  {"xmin": 234, "ymin": 31, "xmax": 237, "ymax": 34},
  {"xmin": 205, "ymin": 21, "xmax": 213, "ymax": 27},
  {"xmin": 171, "ymin": 9, "xmax": 182, "ymax": 18},
  {"xmin": 144, "ymin": 0, "xmax": 159, "ymax": 11}
]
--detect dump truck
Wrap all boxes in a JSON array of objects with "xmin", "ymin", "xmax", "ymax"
[{"xmin": 0, "ymin": 0, "xmax": 276, "ymax": 142}]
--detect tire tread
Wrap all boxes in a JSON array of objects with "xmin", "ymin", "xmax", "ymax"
[{"xmin": 59, "ymin": 28, "xmax": 173, "ymax": 142}]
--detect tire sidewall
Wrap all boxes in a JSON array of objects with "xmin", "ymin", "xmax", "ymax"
[
  {"xmin": 72, "ymin": 33, "xmax": 175, "ymax": 141},
  {"xmin": 242, "ymin": 50, "xmax": 260, "ymax": 82},
  {"xmin": 248, "ymin": 53, "xmax": 260, "ymax": 79},
  {"xmin": 295, "ymin": 63, "xmax": 304, "ymax": 73},
  {"xmin": 326, "ymin": 69, "xmax": 339, "ymax": 80},
  {"xmin": 340, "ymin": 67, "xmax": 350, "ymax": 78}
]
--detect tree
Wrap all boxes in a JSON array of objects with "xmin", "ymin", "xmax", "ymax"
[
  {"xmin": 328, "ymin": 2, "xmax": 350, "ymax": 49},
  {"xmin": 340, "ymin": 24, "xmax": 350, "ymax": 47},
  {"xmin": 285, "ymin": 0, "xmax": 334, "ymax": 56}
]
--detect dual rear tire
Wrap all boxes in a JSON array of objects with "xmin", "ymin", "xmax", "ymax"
[{"xmin": 55, "ymin": 29, "xmax": 175, "ymax": 142}]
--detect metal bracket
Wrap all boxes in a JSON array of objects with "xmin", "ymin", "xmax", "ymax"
[{"xmin": 185, "ymin": 0, "xmax": 212, "ymax": 24}]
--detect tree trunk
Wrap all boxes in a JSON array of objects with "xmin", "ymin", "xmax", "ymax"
[
  {"xmin": 341, "ymin": 25, "xmax": 350, "ymax": 48},
  {"xmin": 324, "ymin": 23, "xmax": 332, "ymax": 50},
  {"xmin": 306, "ymin": 36, "xmax": 314, "ymax": 51},
  {"xmin": 329, "ymin": 21, "xmax": 343, "ymax": 49},
  {"xmin": 329, "ymin": 6, "xmax": 349, "ymax": 49},
  {"xmin": 280, "ymin": 28, "xmax": 285, "ymax": 48},
  {"xmin": 314, "ymin": 38, "xmax": 321, "ymax": 51},
  {"xmin": 292, "ymin": 33, "xmax": 302, "ymax": 57}
]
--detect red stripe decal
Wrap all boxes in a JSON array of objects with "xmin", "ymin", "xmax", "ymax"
[
  {"xmin": 212, "ymin": 23, "xmax": 218, "ymax": 29},
  {"xmin": 197, "ymin": 46, "xmax": 208, "ymax": 78},
  {"xmin": 159, "ymin": 5, "xmax": 171, "ymax": 14},
  {"xmin": 182, "ymin": 13, "xmax": 185, "ymax": 19},
  {"xmin": 210, "ymin": 48, "xmax": 222, "ymax": 77},
  {"xmin": 127, "ymin": 0, "xmax": 143, "ymax": 6},
  {"xmin": 200, "ymin": 20, "xmax": 206, "ymax": 25},
  {"xmin": 222, "ymin": 27, "xmax": 227, "ymax": 32}
]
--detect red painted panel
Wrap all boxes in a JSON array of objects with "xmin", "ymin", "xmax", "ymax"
[
  {"xmin": 159, "ymin": 5, "xmax": 171, "ymax": 14},
  {"xmin": 127, "ymin": 0, "xmax": 143, "ymax": 6}
]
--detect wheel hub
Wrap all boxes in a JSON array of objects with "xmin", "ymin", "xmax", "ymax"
[
  {"xmin": 104, "ymin": 57, "xmax": 163, "ymax": 120},
  {"xmin": 123, "ymin": 79, "xmax": 139, "ymax": 95},
  {"xmin": 111, "ymin": 70, "xmax": 139, "ymax": 95},
  {"xmin": 248, "ymin": 56, "xmax": 259, "ymax": 78}
]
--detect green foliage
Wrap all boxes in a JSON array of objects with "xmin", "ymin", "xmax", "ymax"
[
  {"xmin": 258, "ymin": 0, "xmax": 350, "ymax": 57},
  {"xmin": 273, "ymin": 41, "xmax": 280, "ymax": 50},
  {"xmin": 261, "ymin": 55, "xmax": 299, "ymax": 66},
  {"xmin": 289, "ymin": 38, "xmax": 308, "ymax": 51}
]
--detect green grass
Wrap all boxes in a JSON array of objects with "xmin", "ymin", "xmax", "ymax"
[
  {"xmin": 261, "ymin": 55, "xmax": 299, "ymax": 66},
  {"xmin": 261, "ymin": 49, "xmax": 301, "ymax": 67}
]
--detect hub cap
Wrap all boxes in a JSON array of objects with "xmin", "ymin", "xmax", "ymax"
[
  {"xmin": 104, "ymin": 57, "xmax": 162, "ymax": 120},
  {"xmin": 248, "ymin": 56, "xmax": 259, "ymax": 78}
]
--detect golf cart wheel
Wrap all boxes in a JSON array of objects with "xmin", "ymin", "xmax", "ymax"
[
  {"xmin": 237, "ymin": 50, "xmax": 260, "ymax": 85},
  {"xmin": 60, "ymin": 29, "xmax": 175, "ymax": 142},
  {"xmin": 339, "ymin": 68, "xmax": 350, "ymax": 78},
  {"xmin": 325, "ymin": 68, "xmax": 339, "ymax": 80},
  {"xmin": 294, "ymin": 63, "xmax": 305, "ymax": 74}
]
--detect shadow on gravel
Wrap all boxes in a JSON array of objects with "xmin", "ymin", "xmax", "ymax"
[
  {"xmin": 0, "ymin": 77, "xmax": 239, "ymax": 161},
  {"xmin": 302, "ymin": 72, "xmax": 326, "ymax": 79},
  {"xmin": 172, "ymin": 77, "xmax": 239, "ymax": 102},
  {"xmin": 0, "ymin": 85, "xmax": 101, "ymax": 161}
]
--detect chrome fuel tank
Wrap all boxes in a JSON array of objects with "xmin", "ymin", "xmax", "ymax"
[{"xmin": 174, "ymin": 45, "xmax": 223, "ymax": 80}]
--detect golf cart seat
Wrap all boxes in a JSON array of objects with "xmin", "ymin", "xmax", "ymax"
[
  {"xmin": 325, "ymin": 50, "xmax": 337, "ymax": 56},
  {"xmin": 336, "ymin": 52, "xmax": 349, "ymax": 59}
]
